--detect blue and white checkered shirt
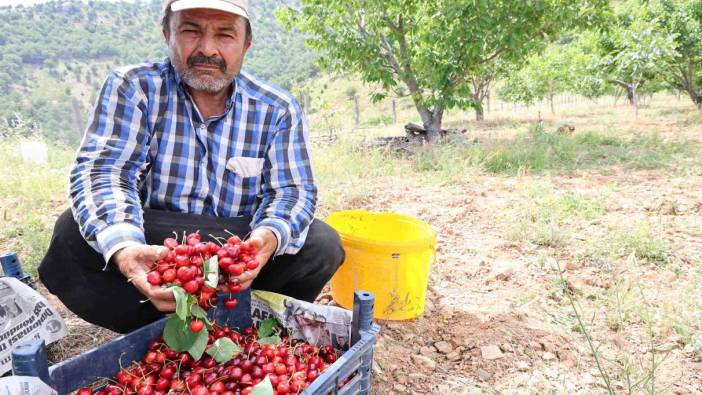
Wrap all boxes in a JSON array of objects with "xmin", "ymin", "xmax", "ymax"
[{"xmin": 70, "ymin": 59, "xmax": 317, "ymax": 266}]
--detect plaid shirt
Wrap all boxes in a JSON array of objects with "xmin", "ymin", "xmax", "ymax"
[{"xmin": 70, "ymin": 59, "xmax": 317, "ymax": 266}]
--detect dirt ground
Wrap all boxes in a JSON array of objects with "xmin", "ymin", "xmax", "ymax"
[{"xmin": 31, "ymin": 100, "xmax": 702, "ymax": 394}]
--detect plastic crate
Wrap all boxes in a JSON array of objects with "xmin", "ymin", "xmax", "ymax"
[{"xmin": 12, "ymin": 290, "xmax": 380, "ymax": 395}]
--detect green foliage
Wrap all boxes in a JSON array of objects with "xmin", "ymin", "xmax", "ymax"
[
  {"xmin": 206, "ymin": 338, "xmax": 241, "ymax": 363},
  {"xmin": 163, "ymin": 314, "xmax": 209, "ymax": 359},
  {"xmin": 279, "ymin": 0, "xmax": 609, "ymax": 139},
  {"xmin": 588, "ymin": 2, "xmax": 677, "ymax": 104},
  {"xmin": 653, "ymin": 0, "xmax": 702, "ymax": 108},
  {"xmin": 498, "ymin": 43, "xmax": 582, "ymax": 109},
  {"xmin": 0, "ymin": 0, "xmax": 316, "ymax": 145}
]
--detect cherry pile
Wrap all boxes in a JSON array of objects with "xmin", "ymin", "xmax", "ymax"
[
  {"xmin": 146, "ymin": 233, "xmax": 258, "ymax": 311},
  {"xmin": 76, "ymin": 324, "xmax": 339, "ymax": 395}
]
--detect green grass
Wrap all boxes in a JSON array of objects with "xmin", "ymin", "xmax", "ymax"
[
  {"xmin": 584, "ymin": 223, "xmax": 670, "ymax": 266},
  {"xmin": 612, "ymin": 225, "xmax": 669, "ymax": 264},
  {"xmin": 321, "ymin": 123, "xmax": 699, "ymax": 182},
  {"xmin": 508, "ymin": 183, "xmax": 605, "ymax": 247},
  {"xmin": 481, "ymin": 125, "xmax": 696, "ymax": 174},
  {"xmin": 0, "ymin": 140, "xmax": 73, "ymax": 273}
]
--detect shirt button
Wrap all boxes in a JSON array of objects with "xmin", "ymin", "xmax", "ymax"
[{"xmin": 200, "ymin": 124, "xmax": 206, "ymax": 130}]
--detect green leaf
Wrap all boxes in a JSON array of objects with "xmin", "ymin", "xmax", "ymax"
[
  {"xmin": 204, "ymin": 256, "xmax": 219, "ymax": 289},
  {"xmin": 163, "ymin": 315, "xmax": 196, "ymax": 352},
  {"xmin": 257, "ymin": 318, "xmax": 277, "ymax": 338},
  {"xmin": 251, "ymin": 376, "xmax": 274, "ymax": 395},
  {"xmin": 171, "ymin": 286, "xmax": 189, "ymax": 321},
  {"xmin": 187, "ymin": 328, "xmax": 209, "ymax": 361},
  {"xmin": 206, "ymin": 337, "xmax": 242, "ymax": 363},
  {"xmin": 191, "ymin": 304, "xmax": 209, "ymax": 320},
  {"xmin": 257, "ymin": 335, "xmax": 282, "ymax": 345}
]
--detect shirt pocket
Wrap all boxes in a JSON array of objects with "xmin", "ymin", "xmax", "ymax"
[{"xmin": 226, "ymin": 156, "xmax": 265, "ymax": 178}]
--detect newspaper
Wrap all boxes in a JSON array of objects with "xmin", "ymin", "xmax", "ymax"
[
  {"xmin": 0, "ymin": 278, "xmax": 66, "ymax": 376},
  {"xmin": 0, "ymin": 376, "xmax": 57, "ymax": 395},
  {"xmin": 251, "ymin": 291, "xmax": 353, "ymax": 351}
]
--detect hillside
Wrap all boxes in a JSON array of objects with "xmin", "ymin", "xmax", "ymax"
[{"xmin": 0, "ymin": 0, "xmax": 317, "ymax": 145}]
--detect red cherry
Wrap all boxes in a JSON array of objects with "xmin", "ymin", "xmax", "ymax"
[
  {"xmin": 190, "ymin": 319, "xmax": 205, "ymax": 333},
  {"xmin": 161, "ymin": 268, "xmax": 176, "ymax": 282},
  {"xmin": 183, "ymin": 280, "xmax": 200, "ymax": 294},
  {"xmin": 146, "ymin": 271, "xmax": 161, "ymax": 285},
  {"xmin": 223, "ymin": 298, "xmax": 238, "ymax": 309},
  {"xmin": 163, "ymin": 238, "xmax": 179, "ymax": 249}
]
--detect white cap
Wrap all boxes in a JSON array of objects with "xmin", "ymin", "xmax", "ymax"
[{"xmin": 166, "ymin": 0, "xmax": 249, "ymax": 19}]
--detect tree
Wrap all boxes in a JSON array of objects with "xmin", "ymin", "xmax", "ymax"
[
  {"xmin": 654, "ymin": 0, "xmax": 702, "ymax": 109},
  {"xmin": 593, "ymin": 2, "xmax": 677, "ymax": 115},
  {"xmin": 498, "ymin": 43, "xmax": 579, "ymax": 114},
  {"xmin": 467, "ymin": 61, "xmax": 509, "ymax": 121},
  {"xmin": 279, "ymin": 0, "xmax": 608, "ymax": 142}
]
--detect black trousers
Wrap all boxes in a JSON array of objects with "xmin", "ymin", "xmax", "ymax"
[{"xmin": 39, "ymin": 208, "xmax": 344, "ymax": 333}]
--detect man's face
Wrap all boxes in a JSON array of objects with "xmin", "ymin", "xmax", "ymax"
[{"xmin": 165, "ymin": 8, "xmax": 251, "ymax": 94}]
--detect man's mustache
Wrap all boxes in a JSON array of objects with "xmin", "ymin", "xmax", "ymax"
[{"xmin": 187, "ymin": 54, "xmax": 226, "ymax": 70}]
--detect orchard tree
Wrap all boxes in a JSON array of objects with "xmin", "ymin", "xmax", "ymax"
[
  {"xmin": 654, "ymin": 0, "xmax": 702, "ymax": 109},
  {"xmin": 497, "ymin": 43, "xmax": 579, "ymax": 114},
  {"xmin": 279, "ymin": 0, "xmax": 608, "ymax": 142},
  {"xmin": 467, "ymin": 61, "xmax": 509, "ymax": 121},
  {"xmin": 593, "ymin": 2, "xmax": 677, "ymax": 115}
]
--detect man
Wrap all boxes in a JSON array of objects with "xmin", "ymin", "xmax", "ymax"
[{"xmin": 38, "ymin": 0, "xmax": 344, "ymax": 333}]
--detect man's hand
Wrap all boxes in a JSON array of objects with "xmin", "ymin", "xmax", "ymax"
[
  {"xmin": 113, "ymin": 245, "xmax": 175, "ymax": 312},
  {"xmin": 229, "ymin": 228, "xmax": 277, "ymax": 291}
]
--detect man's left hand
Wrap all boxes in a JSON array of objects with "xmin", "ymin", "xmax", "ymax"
[{"xmin": 229, "ymin": 227, "xmax": 277, "ymax": 291}]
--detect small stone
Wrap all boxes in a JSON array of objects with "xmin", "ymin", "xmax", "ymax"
[
  {"xmin": 393, "ymin": 384, "xmax": 407, "ymax": 392},
  {"xmin": 542, "ymin": 352, "xmax": 556, "ymax": 360},
  {"xmin": 420, "ymin": 346, "xmax": 437, "ymax": 357},
  {"xmin": 476, "ymin": 368, "xmax": 492, "ymax": 382},
  {"xmin": 500, "ymin": 343, "xmax": 514, "ymax": 353},
  {"xmin": 434, "ymin": 341, "xmax": 454, "ymax": 354},
  {"xmin": 480, "ymin": 345, "xmax": 504, "ymax": 360},
  {"xmin": 494, "ymin": 269, "xmax": 513, "ymax": 282},
  {"xmin": 446, "ymin": 351, "xmax": 461, "ymax": 361},
  {"xmin": 411, "ymin": 354, "xmax": 437, "ymax": 370},
  {"xmin": 516, "ymin": 361, "xmax": 530, "ymax": 371}
]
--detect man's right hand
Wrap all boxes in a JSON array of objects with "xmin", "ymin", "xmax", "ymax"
[{"xmin": 112, "ymin": 245, "xmax": 175, "ymax": 312}]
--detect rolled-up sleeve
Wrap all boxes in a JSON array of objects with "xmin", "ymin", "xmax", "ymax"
[{"xmin": 69, "ymin": 71, "xmax": 151, "ymax": 268}]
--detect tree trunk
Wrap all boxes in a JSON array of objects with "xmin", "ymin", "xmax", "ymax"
[
  {"xmin": 416, "ymin": 106, "xmax": 444, "ymax": 143},
  {"xmin": 392, "ymin": 99, "xmax": 397, "ymax": 124},
  {"xmin": 469, "ymin": 79, "xmax": 491, "ymax": 122},
  {"xmin": 549, "ymin": 94, "xmax": 555, "ymax": 115},
  {"xmin": 632, "ymin": 85, "xmax": 639, "ymax": 117},
  {"xmin": 352, "ymin": 95, "xmax": 360, "ymax": 128},
  {"xmin": 475, "ymin": 106, "xmax": 484, "ymax": 121},
  {"xmin": 625, "ymin": 86, "xmax": 635, "ymax": 106}
]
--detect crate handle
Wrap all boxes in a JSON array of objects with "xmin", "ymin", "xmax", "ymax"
[
  {"xmin": 12, "ymin": 339, "xmax": 51, "ymax": 386},
  {"xmin": 351, "ymin": 291, "xmax": 374, "ymax": 346}
]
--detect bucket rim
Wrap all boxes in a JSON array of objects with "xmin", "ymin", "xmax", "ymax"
[{"xmin": 325, "ymin": 210, "xmax": 436, "ymax": 251}]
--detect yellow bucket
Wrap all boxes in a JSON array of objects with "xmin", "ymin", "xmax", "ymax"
[{"xmin": 326, "ymin": 210, "xmax": 436, "ymax": 320}]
